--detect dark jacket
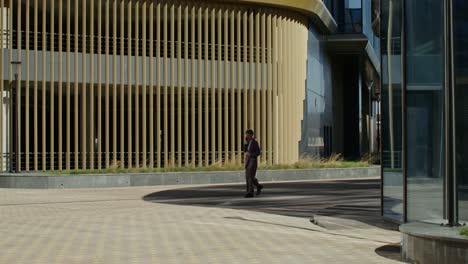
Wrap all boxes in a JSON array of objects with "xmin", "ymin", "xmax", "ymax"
[{"xmin": 244, "ymin": 139, "xmax": 261, "ymax": 168}]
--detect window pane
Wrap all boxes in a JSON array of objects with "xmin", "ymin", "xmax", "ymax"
[
  {"xmin": 405, "ymin": 0, "xmax": 445, "ymax": 222},
  {"xmin": 381, "ymin": 0, "xmax": 403, "ymax": 222},
  {"xmin": 454, "ymin": 0, "xmax": 468, "ymax": 222}
]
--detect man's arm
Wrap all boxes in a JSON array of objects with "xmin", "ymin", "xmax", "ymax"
[{"xmin": 250, "ymin": 140, "xmax": 261, "ymax": 158}]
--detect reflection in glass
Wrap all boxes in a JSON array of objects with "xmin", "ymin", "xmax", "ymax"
[
  {"xmin": 405, "ymin": 0, "xmax": 445, "ymax": 222},
  {"xmin": 454, "ymin": 0, "xmax": 468, "ymax": 222},
  {"xmin": 301, "ymin": 24, "xmax": 333, "ymax": 158},
  {"xmin": 381, "ymin": 0, "xmax": 403, "ymax": 222}
]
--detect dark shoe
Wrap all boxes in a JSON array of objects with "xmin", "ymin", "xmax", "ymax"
[
  {"xmin": 256, "ymin": 185, "xmax": 264, "ymax": 195},
  {"xmin": 244, "ymin": 193, "xmax": 254, "ymax": 198}
]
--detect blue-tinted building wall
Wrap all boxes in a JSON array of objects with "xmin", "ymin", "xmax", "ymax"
[
  {"xmin": 300, "ymin": 23, "xmax": 333, "ymax": 157},
  {"xmin": 300, "ymin": 0, "xmax": 381, "ymax": 160}
]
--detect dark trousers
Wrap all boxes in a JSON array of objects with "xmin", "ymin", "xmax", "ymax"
[{"xmin": 245, "ymin": 158, "xmax": 260, "ymax": 194}]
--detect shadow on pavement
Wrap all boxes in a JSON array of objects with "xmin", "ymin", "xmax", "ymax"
[{"xmin": 143, "ymin": 179, "xmax": 398, "ymax": 230}]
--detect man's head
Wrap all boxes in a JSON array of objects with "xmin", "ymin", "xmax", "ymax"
[{"xmin": 245, "ymin": 129, "xmax": 254, "ymax": 142}]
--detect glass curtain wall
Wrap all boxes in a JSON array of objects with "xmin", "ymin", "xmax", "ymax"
[
  {"xmin": 405, "ymin": 0, "xmax": 445, "ymax": 222},
  {"xmin": 382, "ymin": 0, "xmax": 468, "ymax": 224},
  {"xmin": 454, "ymin": 0, "xmax": 468, "ymax": 221},
  {"xmin": 381, "ymin": 0, "xmax": 403, "ymax": 222}
]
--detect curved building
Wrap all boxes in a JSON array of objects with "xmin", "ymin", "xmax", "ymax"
[{"xmin": 1, "ymin": 0, "xmax": 379, "ymax": 172}]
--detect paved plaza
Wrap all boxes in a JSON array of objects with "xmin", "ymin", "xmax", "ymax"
[{"xmin": 0, "ymin": 180, "xmax": 402, "ymax": 263}]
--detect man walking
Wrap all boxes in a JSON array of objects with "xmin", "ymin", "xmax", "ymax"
[{"xmin": 244, "ymin": 129, "xmax": 263, "ymax": 198}]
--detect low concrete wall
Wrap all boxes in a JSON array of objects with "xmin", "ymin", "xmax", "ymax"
[
  {"xmin": 400, "ymin": 222, "xmax": 468, "ymax": 264},
  {"xmin": 0, "ymin": 166, "xmax": 380, "ymax": 189}
]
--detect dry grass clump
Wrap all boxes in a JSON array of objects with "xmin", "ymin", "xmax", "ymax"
[{"xmin": 48, "ymin": 153, "xmax": 370, "ymax": 175}]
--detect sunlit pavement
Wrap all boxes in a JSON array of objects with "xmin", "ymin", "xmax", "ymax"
[{"xmin": 0, "ymin": 179, "xmax": 402, "ymax": 263}]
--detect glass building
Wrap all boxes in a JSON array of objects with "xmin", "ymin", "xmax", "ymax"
[{"xmin": 381, "ymin": 0, "xmax": 468, "ymax": 225}]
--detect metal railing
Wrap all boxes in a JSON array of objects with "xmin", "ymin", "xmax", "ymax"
[{"xmin": 11, "ymin": 30, "xmax": 270, "ymax": 63}]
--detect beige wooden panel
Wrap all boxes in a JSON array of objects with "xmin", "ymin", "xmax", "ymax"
[
  {"xmin": 163, "ymin": 4, "xmax": 168, "ymax": 166},
  {"xmin": 198, "ymin": 7, "xmax": 203, "ymax": 166},
  {"xmin": 184, "ymin": 5, "xmax": 189, "ymax": 166},
  {"xmin": 278, "ymin": 17, "xmax": 284, "ymax": 164},
  {"xmin": 288, "ymin": 19, "xmax": 293, "ymax": 162},
  {"xmin": 230, "ymin": 10, "xmax": 235, "ymax": 163},
  {"xmin": 243, "ymin": 11, "xmax": 248, "ymax": 139},
  {"xmin": 291, "ymin": 20, "xmax": 297, "ymax": 162},
  {"xmin": 177, "ymin": 5, "xmax": 182, "ymax": 167},
  {"xmin": 66, "ymin": 0, "xmax": 71, "ymax": 170},
  {"xmin": 255, "ymin": 12, "xmax": 261, "ymax": 159},
  {"xmin": 211, "ymin": 8, "xmax": 216, "ymax": 165},
  {"xmin": 33, "ymin": 0, "xmax": 39, "ymax": 170},
  {"xmin": 156, "ymin": 3, "xmax": 161, "ymax": 167},
  {"xmin": 149, "ymin": 1, "xmax": 154, "ymax": 168},
  {"xmin": 127, "ymin": 0, "xmax": 132, "ymax": 168},
  {"xmin": 113, "ymin": 0, "xmax": 118, "ymax": 166},
  {"xmin": 272, "ymin": 15, "xmax": 278, "ymax": 164},
  {"xmin": 191, "ymin": 6, "xmax": 196, "ymax": 166},
  {"xmin": 72, "ymin": 1, "xmax": 80, "ymax": 170},
  {"xmin": 8, "ymin": 0, "xmax": 12, "ymax": 170},
  {"xmin": 217, "ymin": 9, "xmax": 222, "ymax": 164},
  {"xmin": 89, "ymin": 0, "xmax": 95, "ymax": 170},
  {"xmin": 285, "ymin": 19, "xmax": 291, "ymax": 162},
  {"xmin": 267, "ymin": 14, "xmax": 272, "ymax": 165},
  {"xmin": 261, "ymin": 12, "xmax": 266, "ymax": 164},
  {"xmin": 249, "ymin": 12, "xmax": 254, "ymax": 130},
  {"xmin": 120, "ymin": 0, "xmax": 125, "ymax": 167},
  {"xmin": 81, "ymin": 0, "xmax": 87, "ymax": 169},
  {"xmin": 15, "ymin": 0, "xmax": 21, "ymax": 171},
  {"xmin": 58, "ymin": 0, "xmax": 63, "ymax": 170},
  {"xmin": 237, "ymin": 10, "xmax": 242, "ymax": 164},
  {"xmin": 224, "ymin": 10, "xmax": 229, "ymax": 163},
  {"xmin": 50, "ymin": 0, "xmax": 55, "ymax": 170},
  {"xmin": 282, "ymin": 18, "xmax": 288, "ymax": 163},
  {"xmin": 204, "ymin": 7, "xmax": 209, "ymax": 166},
  {"xmin": 42, "ymin": 1, "xmax": 48, "ymax": 171},
  {"xmin": 133, "ymin": 0, "xmax": 139, "ymax": 167},
  {"xmin": 25, "ymin": 0, "xmax": 30, "ymax": 171},
  {"xmin": 97, "ymin": 0, "xmax": 103, "ymax": 169},
  {"xmin": 142, "ymin": 0, "xmax": 147, "ymax": 168},
  {"xmin": 0, "ymin": 0, "xmax": 3, "ymax": 171},
  {"xmin": 170, "ymin": 5, "xmax": 175, "ymax": 166}
]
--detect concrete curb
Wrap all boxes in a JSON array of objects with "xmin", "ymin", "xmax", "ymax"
[{"xmin": 0, "ymin": 167, "xmax": 380, "ymax": 189}]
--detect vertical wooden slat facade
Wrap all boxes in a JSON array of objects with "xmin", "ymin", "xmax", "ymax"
[
  {"xmin": 81, "ymin": 0, "xmax": 86, "ymax": 169},
  {"xmin": 0, "ymin": 0, "xmax": 3, "ymax": 171},
  {"xmin": 149, "ymin": 1, "xmax": 154, "ymax": 168},
  {"xmin": 48, "ymin": 0, "xmax": 52, "ymax": 170},
  {"xmin": 24, "ymin": 0, "xmax": 29, "ymax": 171},
  {"xmin": 3, "ymin": 1, "xmax": 310, "ymax": 172},
  {"xmin": 210, "ymin": 8, "xmax": 215, "ymax": 165},
  {"xmin": 66, "ymin": 0, "xmax": 70, "ymax": 170},
  {"xmin": 190, "ymin": 6, "xmax": 196, "ymax": 166},
  {"xmin": 197, "ymin": 6, "xmax": 203, "ymax": 166},
  {"xmin": 156, "ymin": 3, "xmax": 161, "ymax": 168},
  {"xmin": 163, "ymin": 3, "xmax": 168, "ymax": 166},
  {"xmin": 15, "ymin": 0, "xmax": 21, "ymax": 171},
  {"xmin": 89, "ymin": 0, "xmax": 95, "ymax": 170},
  {"xmin": 113, "ymin": 0, "xmax": 118, "ymax": 167},
  {"xmin": 170, "ymin": 5, "xmax": 175, "ymax": 166},
  {"xmin": 204, "ymin": 7, "xmax": 209, "ymax": 166},
  {"xmin": 176, "ymin": 5, "xmax": 182, "ymax": 167},
  {"xmin": 184, "ymin": 5, "xmax": 189, "ymax": 166},
  {"xmin": 133, "ymin": 0, "xmax": 139, "ymax": 167},
  {"xmin": 127, "ymin": 0, "xmax": 132, "ymax": 168},
  {"xmin": 141, "ymin": 0, "xmax": 147, "ymax": 168},
  {"xmin": 98, "ymin": 0, "xmax": 103, "ymax": 169}
]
